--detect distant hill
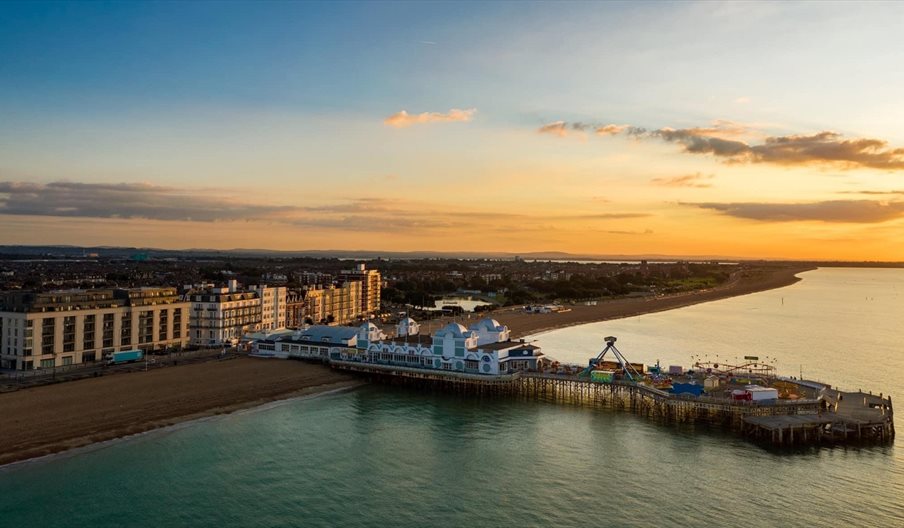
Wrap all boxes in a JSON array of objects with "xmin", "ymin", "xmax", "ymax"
[
  {"xmin": 0, "ymin": 244, "xmax": 901, "ymax": 266},
  {"xmin": 0, "ymin": 245, "xmax": 745, "ymax": 261}
]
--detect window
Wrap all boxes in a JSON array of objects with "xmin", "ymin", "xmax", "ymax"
[
  {"xmin": 173, "ymin": 308, "xmax": 182, "ymax": 339},
  {"xmin": 103, "ymin": 313, "xmax": 114, "ymax": 348},
  {"xmin": 40, "ymin": 358, "xmax": 54, "ymax": 368},
  {"xmin": 83, "ymin": 314, "xmax": 96, "ymax": 350},
  {"xmin": 63, "ymin": 316, "xmax": 76, "ymax": 352},
  {"xmin": 121, "ymin": 312, "xmax": 132, "ymax": 346},
  {"xmin": 41, "ymin": 318, "xmax": 55, "ymax": 354},
  {"xmin": 159, "ymin": 309, "xmax": 168, "ymax": 341},
  {"xmin": 83, "ymin": 352, "xmax": 96, "ymax": 362},
  {"xmin": 138, "ymin": 311, "xmax": 153, "ymax": 344},
  {"xmin": 62, "ymin": 356, "xmax": 73, "ymax": 366}
]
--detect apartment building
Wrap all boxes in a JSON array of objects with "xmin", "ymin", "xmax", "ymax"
[
  {"xmin": 0, "ymin": 287, "xmax": 189, "ymax": 371},
  {"xmin": 301, "ymin": 281, "xmax": 363, "ymax": 325},
  {"xmin": 188, "ymin": 281, "xmax": 286, "ymax": 347},
  {"xmin": 339, "ymin": 263, "xmax": 381, "ymax": 315}
]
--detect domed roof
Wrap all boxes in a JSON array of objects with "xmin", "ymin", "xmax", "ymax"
[
  {"xmin": 435, "ymin": 322, "xmax": 469, "ymax": 338},
  {"xmin": 470, "ymin": 318, "xmax": 503, "ymax": 332}
]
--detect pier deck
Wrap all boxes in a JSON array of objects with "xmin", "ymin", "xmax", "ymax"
[{"xmin": 327, "ymin": 359, "xmax": 897, "ymax": 447}]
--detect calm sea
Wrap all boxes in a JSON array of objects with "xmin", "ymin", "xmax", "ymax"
[{"xmin": 1, "ymin": 268, "xmax": 902, "ymax": 527}]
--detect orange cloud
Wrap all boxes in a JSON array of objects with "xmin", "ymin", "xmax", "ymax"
[
  {"xmin": 540, "ymin": 118, "xmax": 904, "ymax": 170},
  {"xmin": 652, "ymin": 173, "xmax": 714, "ymax": 188},
  {"xmin": 537, "ymin": 121, "xmax": 570, "ymax": 137},
  {"xmin": 384, "ymin": 108, "xmax": 476, "ymax": 128},
  {"xmin": 690, "ymin": 200, "xmax": 904, "ymax": 223},
  {"xmin": 595, "ymin": 124, "xmax": 629, "ymax": 136}
]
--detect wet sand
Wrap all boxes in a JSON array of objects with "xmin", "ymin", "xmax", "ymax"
[{"xmin": 0, "ymin": 357, "xmax": 359, "ymax": 467}]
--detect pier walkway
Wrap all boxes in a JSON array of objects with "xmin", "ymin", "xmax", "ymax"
[
  {"xmin": 742, "ymin": 388, "xmax": 894, "ymax": 446},
  {"xmin": 325, "ymin": 360, "xmax": 896, "ymax": 447}
]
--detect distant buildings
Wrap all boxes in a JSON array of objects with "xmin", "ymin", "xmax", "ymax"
[
  {"xmin": 0, "ymin": 287, "xmax": 189, "ymax": 370},
  {"xmin": 188, "ymin": 280, "xmax": 286, "ymax": 347}
]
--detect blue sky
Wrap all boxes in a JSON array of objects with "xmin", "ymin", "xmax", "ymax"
[{"xmin": 2, "ymin": 1, "xmax": 904, "ymax": 258}]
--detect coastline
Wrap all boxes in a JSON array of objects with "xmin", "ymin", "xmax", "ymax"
[
  {"xmin": 0, "ymin": 357, "xmax": 361, "ymax": 467},
  {"xmin": 0, "ymin": 264, "xmax": 812, "ymax": 467},
  {"xmin": 495, "ymin": 264, "xmax": 815, "ymax": 338}
]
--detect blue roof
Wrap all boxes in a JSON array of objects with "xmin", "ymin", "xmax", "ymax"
[{"xmin": 297, "ymin": 325, "xmax": 359, "ymax": 343}]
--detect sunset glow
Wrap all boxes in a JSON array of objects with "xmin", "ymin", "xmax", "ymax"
[{"xmin": 2, "ymin": 2, "xmax": 904, "ymax": 260}]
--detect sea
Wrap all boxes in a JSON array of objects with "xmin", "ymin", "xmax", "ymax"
[{"xmin": 0, "ymin": 268, "xmax": 902, "ymax": 527}]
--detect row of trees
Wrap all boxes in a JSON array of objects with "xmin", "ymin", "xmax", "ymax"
[{"xmin": 382, "ymin": 264, "xmax": 733, "ymax": 308}]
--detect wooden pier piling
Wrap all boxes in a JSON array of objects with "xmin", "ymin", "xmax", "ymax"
[{"xmin": 328, "ymin": 361, "xmax": 893, "ymax": 448}]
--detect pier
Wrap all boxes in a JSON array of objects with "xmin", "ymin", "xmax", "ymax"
[{"xmin": 328, "ymin": 360, "xmax": 893, "ymax": 448}]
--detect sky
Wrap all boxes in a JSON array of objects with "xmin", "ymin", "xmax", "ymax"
[{"xmin": 2, "ymin": 1, "xmax": 904, "ymax": 260}]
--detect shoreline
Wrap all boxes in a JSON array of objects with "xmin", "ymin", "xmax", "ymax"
[
  {"xmin": 492, "ymin": 264, "xmax": 815, "ymax": 338},
  {"xmin": 0, "ymin": 265, "xmax": 812, "ymax": 467},
  {"xmin": 0, "ymin": 381, "xmax": 362, "ymax": 471},
  {"xmin": 0, "ymin": 358, "xmax": 361, "ymax": 467}
]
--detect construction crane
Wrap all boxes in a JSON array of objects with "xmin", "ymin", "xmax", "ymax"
[{"xmin": 578, "ymin": 336, "xmax": 643, "ymax": 382}]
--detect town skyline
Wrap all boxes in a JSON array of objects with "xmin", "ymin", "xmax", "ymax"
[{"xmin": 3, "ymin": 2, "xmax": 904, "ymax": 260}]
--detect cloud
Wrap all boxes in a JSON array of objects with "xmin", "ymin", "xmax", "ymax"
[
  {"xmin": 735, "ymin": 96, "xmax": 751, "ymax": 104},
  {"xmin": 652, "ymin": 172, "xmax": 714, "ymax": 188},
  {"xmin": 537, "ymin": 121, "xmax": 570, "ymax": 137},
  {"xmin": 544, "ymin": 212, "xmax": 651, "ymax": 220},
  {"xmin": 0, "ymin": 181, "xmax": 281, "ymax": 222},
  {"xmin": 538, "ymin": 121, "xmax": 639, "ymax": 138},
  {"xmin": 384, "ymin": 108, "xmax": 476, "ymax": 128},
  {"xmin": 539, "ymin": 118, "xmax": 904, "ymax": 170},
  {"xmin": 837, "ymin": 189, "xmax": 904, "ymax": 195},
  {"xmin": 689, "ymin": 200, "xmax": 904, "ymax": 223},
  {"xmin": 747, "ymin": 132, "xmax": 904, "ymax": 170},
  {"xmin": 654, "ymin": 128, "xmax": 904, "ymax": 169},
  {"xmin": 595, "ymin": 124, "xmax": 628, "ymax": 136},
  {"xmin": 0, "ymin": 180, "xmax": 652, "ymax": 236},
  {"xmin": 606, "ymin": 229, "xmax": 654, "ymax": 235}
]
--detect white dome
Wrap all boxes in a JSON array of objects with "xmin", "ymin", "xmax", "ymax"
[
  {"xmin": 397, "ymin": 317, "xmax": 420, "ymax": 336},
  {"xmin": 470, "ymin": 318, "xmax": 505, "ymax": 332},
  {"xmin": 436, "ymin": 322, "xmax": 469, "ymax": 339}
]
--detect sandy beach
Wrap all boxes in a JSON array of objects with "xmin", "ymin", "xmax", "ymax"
[
  {"xmin": 0, "ymin": 357, "xmax": 359, "ymax": 467},
  {"xmin": 495, "ymin": 264, "xmax": 815, "ymax": 337},
  {"xmin": 0, "ymin": 264, "xmax": 812, "ymax": 466}
]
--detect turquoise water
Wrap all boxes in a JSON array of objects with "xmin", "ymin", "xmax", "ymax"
[{"xmin": 1, "ymin": 268, "xmax": 903, "ymax": 527}]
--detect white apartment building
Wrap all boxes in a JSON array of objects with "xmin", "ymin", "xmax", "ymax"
[
  {"xmin": 0, "ymin": 287, "xmax": 189, "ymax": 371},
  {"xmin": 188, "ymin": 281, "xmax": 286, "ymax": 347}
]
